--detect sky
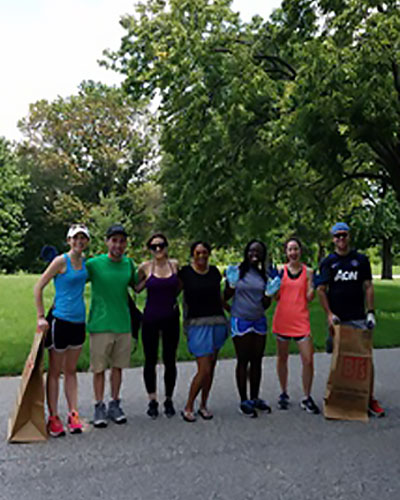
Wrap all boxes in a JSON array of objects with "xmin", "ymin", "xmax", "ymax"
[{"xmin": 0, "ymin": 0, "xmax": 281, "ymax": 141}]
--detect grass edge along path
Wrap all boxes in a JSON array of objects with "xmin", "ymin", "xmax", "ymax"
[{"xmin": 0, "ymin": 275, "xmax": 399, "ymax": 376}]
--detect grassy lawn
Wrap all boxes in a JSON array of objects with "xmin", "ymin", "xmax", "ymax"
[{"xmin": 1, "ymin": 274, "xmax": 399, "ymax": 376}]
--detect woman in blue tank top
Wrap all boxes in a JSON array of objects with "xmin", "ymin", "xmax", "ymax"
[
  {"xmin": 34, "ymin": 223, "xmax": 90, "ymax": 438},
  {"xmin": 136, "ymin": 233, "xmax": 180, "ymax": 419}
]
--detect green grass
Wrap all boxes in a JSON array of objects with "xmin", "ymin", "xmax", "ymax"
[
  {"xmin": 1, "ymin": 275, "xmax": 400, "ymax": 376},
  {"xmin": 371, "ymin": 264, "xmax": 400, "ymax": 276}
]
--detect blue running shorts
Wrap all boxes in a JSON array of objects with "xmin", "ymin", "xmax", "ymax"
[
  {"xmin": 187, "ymin": 324, "xmax": 228, "ymax": 357},
  {"xmin": 230, "ymin": 316, "xmax": 267, "ymax": 338}
]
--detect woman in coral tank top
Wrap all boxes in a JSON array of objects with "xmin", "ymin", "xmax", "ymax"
[{"xmin": 272, "ymin": 237, "xmax": 320, "ymax": 414}]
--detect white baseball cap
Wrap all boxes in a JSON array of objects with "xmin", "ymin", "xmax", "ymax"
[{"xmin": 67, "ymin": 224, "xmax": 90, "ymax": 239}]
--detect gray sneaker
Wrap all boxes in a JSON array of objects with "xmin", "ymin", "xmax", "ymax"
[
  {"xmin": 108, "ymin": 399, "xmax": 127, "ymax": 424},
  {"xmin": 93, "ymin": 401, "xmax": 108, "ymax": 428}
]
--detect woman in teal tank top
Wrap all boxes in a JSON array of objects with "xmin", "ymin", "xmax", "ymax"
[{"xmin": 34, "ymin": 223, "xmax": 90, "ymax": 438}]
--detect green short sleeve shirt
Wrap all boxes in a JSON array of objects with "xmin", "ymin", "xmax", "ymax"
[{"xmin": 86, "ymin": 254, "xmax": 138, "ymax": 334}]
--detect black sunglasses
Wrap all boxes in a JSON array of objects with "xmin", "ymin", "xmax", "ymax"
[
  {"xmin": 334, "ymin": 232, "xmax": 348, "ymax": 239},
  {"xmin": 149, "ymin": 242, "xmax": 167, "ymax": 251}
]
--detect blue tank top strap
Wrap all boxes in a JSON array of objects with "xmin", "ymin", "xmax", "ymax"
[{"xmin": 63, "ymin": 253, "xmax": 71, "ymax": 271}]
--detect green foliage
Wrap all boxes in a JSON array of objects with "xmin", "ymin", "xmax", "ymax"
[
  {"xmin": 105, "ymin": 0, "xmax": 396, "ymax": 259},
  {"xmin": 0, "ymin": 138, "xmax": 29, "ymax": 272},
  {"xmin": 352, "ymin": 187, "xmax": 400, "ymax": 247},
  {"xmin": 279, "ymin": 0, "xmax": 400, "ymax": 200},
  {"xmin": 17, "ymin": 81, "xmax": 153, "ymax": 270},
  {"xmin": 105, "ymin": 0, "xmax": 302, "ymax": 245}
]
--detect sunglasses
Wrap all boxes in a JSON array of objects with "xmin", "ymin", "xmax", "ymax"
[
  {"xmin": 149, "ymin": 242, "xmax": 167, "ymax": 251},
  {"xmin": 334, "ymin": 232, "xmax": 348, "ymax": 239}
]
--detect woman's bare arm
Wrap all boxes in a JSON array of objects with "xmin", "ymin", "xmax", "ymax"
[{"xmin": 33, "ymin": 256, "xmax": 65, "ymax": 331}]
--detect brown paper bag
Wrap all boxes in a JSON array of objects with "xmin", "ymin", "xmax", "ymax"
[
  {"xmin": 7, "ymin": 330, "xmax": 47, "ymax": 443},
  {"xmin": 323, "ymin": 324, "xmax": 372, "ymax": 422}
]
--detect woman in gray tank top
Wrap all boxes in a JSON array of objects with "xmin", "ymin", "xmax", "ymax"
[{"xmin": 224, "ymin": 240, "xmax": 271, "ymax": 418}]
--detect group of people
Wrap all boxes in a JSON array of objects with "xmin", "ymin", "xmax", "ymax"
[{"xmin": 34, "ymin": 221, "xmax": 384, "ymax": 437}]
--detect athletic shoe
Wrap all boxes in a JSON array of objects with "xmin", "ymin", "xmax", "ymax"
[
  {"xmin": 67, "ymin": 410, "xmax": 83, "ymax": 434},
  {"xmin": 108, "ymin": 399, "xmax": 127, "ymax": 424},
  {"xmin": 93, "ymin": 401, "xmax": 108, "ymax": 428},
  {"xmin": 47, "ymin": 415, "xmax": 66, "ymax": 438},
  {"xmin": 277, "ymin": 392, "xmax": 290, "ymax": 410},
  {"xmin": 239, "ymin": 400, "xmax": 257, "ymax": 418},
  {"xmin": 147, "ymin": 400, "xmax": 159, "ymax": 419},
  {"xmin": 368, "ymin": 398, "xmax": 385, "ymax": 418},
  {"xmin": 252, "ymin": 398, "xmax": 272, "ymax": 413},
  {"xmin": 164, "ymin": 399, "xmax": 175, "ymax": 418},
  {"xmin": 300, "ymin": 396, "xmax": 320, "ymax": 415}
]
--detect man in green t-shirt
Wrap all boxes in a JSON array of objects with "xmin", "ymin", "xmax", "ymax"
[{"xmin": 86, "ymin": 224, "xmax": 138, "ymax": 428}]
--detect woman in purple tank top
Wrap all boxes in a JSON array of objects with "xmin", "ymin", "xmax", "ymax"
[{"xmin": 136, "ymin": 233, "xmax": 180, "ymax": 419}]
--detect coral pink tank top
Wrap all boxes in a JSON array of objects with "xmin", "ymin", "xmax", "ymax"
[{"xmin": 272, "ymin": 264, "xmax": 310, "ymax": 336}]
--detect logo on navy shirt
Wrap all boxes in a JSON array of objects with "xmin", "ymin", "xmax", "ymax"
[{"xmin": 334, "ymin": 270, "xmax": 358, "ymax": 282}]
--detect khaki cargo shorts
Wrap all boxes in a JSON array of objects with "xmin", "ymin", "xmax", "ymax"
[{"xmin": 90, "ymin": 332, "xmax": 131, "ymax": 373}]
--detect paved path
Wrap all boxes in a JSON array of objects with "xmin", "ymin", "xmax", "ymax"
[{"xmin": 1, "ymin": 349, "xmax": 399, "ymax": 500}]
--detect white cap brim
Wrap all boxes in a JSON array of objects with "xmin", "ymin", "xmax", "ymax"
[{"xmin": 67, "ymin": 226, "xmax": 90, "ymax": 239}]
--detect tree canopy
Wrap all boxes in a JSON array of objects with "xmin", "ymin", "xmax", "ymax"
[
  {"xmin": 17, "ymin": 81, "xmax": 153, "ymax": 269},
  {"xmin": 104, "ymin": 0, "xmax": 400, "ymax": 257},
  {"xmin": 0, "ymin": 138, "xmax": 29, "ymax": 271}
]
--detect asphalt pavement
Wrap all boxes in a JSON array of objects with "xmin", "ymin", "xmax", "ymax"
[{"xmin": 1, "ymin": 348, "xmax": 399, "ymax": 500}]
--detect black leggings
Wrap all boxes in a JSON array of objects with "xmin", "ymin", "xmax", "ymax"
[
  {"xmin": 233, "ymin": 333, "xmax": 266, "ymax": 401},
  {"xmin": 141, "ymin": 314, "xmax": 180, "ymax": 398}
]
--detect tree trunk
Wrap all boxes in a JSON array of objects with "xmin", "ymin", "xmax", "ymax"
[{"xmin": 381, "ymin": 236, "xmax": 393, "ymax": 279}]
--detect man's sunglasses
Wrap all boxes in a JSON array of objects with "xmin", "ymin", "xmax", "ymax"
[
  {"xmin": 334, "ymin": 232, "xmax": 348, "ymax": 239},
  {"xmin": 149, "ymin": 242, "xmax": 167, "ymax": 251}
]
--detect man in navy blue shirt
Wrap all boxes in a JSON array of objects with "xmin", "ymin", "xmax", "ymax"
[{"xmin": 317, "ymin": 222, "xmax": 384, "ymax": 417}]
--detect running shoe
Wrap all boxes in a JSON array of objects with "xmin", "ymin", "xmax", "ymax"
[
  {"xmin": 47, "ymin": 415, "xmax": 66, "ymax": 438},
  {"xmin": 93, "ymin": 401, "xmax": 108, "ymax": 428},
  {"xmin": 147, "ymin": 400, "xmax": 159, "ymax": 419},
  {"xmin": 252, "ymin": 398, "xmax": 272, "ymax": 413},
  {"xmin": 108, "ymin": 399, "xmax": 127, "ymax": 424},
  {"xmin": 300, "ymin": 396, "xmax": 320, "ymax": 414},
  {"xmin": 67, "ymin": 410, "xmax": 83, "ymax": 434},
  {"xmin": 164, "ymin": 399, "xmax": 175, "ymax": 418},
  {"xmin": 368, "ymin": 398, "xmax": 385, "ymax": 418},
  {"xmin": 277, "ymin": 392, "xmax": 290, "ymax": 410},
  {"xmin": 239, "ymin": 400, "xmax": 257, "ymax": 418}
]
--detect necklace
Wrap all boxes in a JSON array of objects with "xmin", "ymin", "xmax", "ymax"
[{"xmin": 191, "ymin": 263, "xmax": 209, "ymax": 275}]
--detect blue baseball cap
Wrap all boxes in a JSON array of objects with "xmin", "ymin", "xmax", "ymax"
[{"xmin": 331, "ymin": 222, "xmax": 350, "ymax": 235}]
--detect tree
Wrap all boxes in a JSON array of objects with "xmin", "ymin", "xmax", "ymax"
[
  {"xmin": 105, "ymin": 0, "xmax": 304, "ymax": 245},
  {"xmin": 106, "ymin": 0, "xmax": 400, "ymax": 257},
  {"xmin": 0, "ymin": 138, "xmax": 29, "ymax": 272},
  {"xmin": 17, "ymin": 81, "xmax": 152, "ymax": 270},
  {"xmin": 276, "ymin": 0, "xmax": 400, "ymax": 200},
  {"xmin": 351, "ymin": 186, "xmax": 400, "ymax": 279}
]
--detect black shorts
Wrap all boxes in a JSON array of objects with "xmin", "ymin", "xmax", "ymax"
[{"xmin": 45, "ymin": 314, "xmax": 86, "ymax": 352}]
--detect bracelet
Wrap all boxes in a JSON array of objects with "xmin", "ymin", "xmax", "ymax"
[
  {"xmin": 37, "ymin": 315, "xmax": 45, "ymax": 319},
  {"xmin": 367, "ymin": 309, "xmax": 375, "ymax": 314}
]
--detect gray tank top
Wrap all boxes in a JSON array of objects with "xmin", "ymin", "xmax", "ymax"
[{"xmin": 231, "ymin": 268, "xmax": 265, "ymax": 320}]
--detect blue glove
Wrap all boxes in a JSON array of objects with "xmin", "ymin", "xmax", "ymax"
[
  {"xmin": 267, "ymin": 264, "xmax": 283, "ymax": 280},
  {"xmin": 40, "ymin": 245, "xmax": 58, "ymax": 263},
  {"xmin": 265, "ymin": 276, "xmax": 282, "ymax": 296},
  {"xmin": 226, "ymin": 265, "xmax": 240, "ymax": 288}
]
